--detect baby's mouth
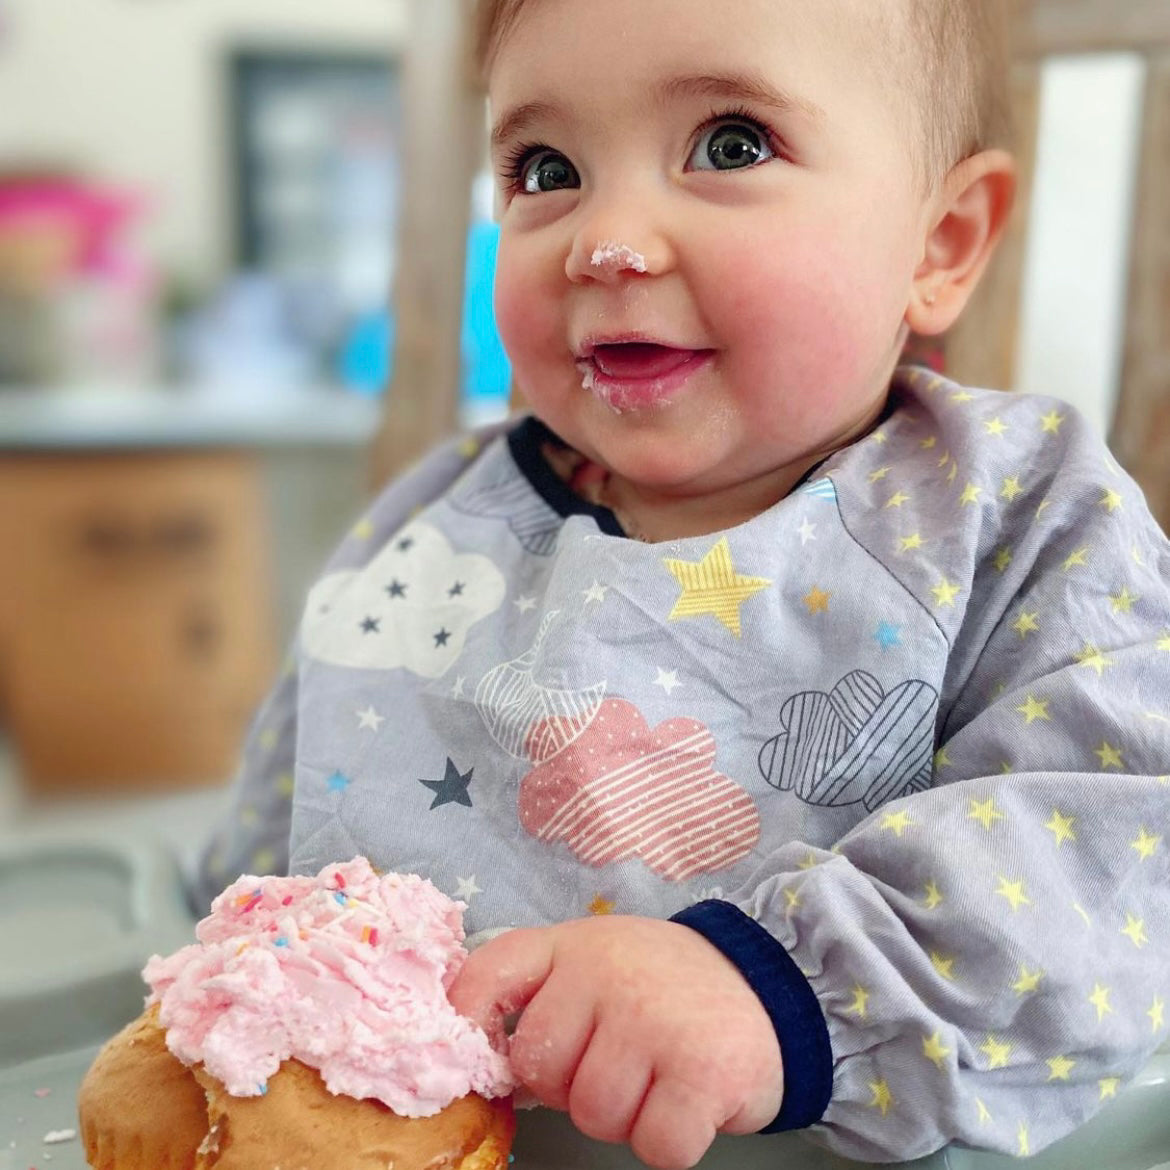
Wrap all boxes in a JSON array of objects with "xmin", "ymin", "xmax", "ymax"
[{"xmin": 589, "ymin": 342, "xmax": 705, "ymax": 380}]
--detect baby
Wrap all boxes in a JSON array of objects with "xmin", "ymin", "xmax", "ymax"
[{"xmin": 196, "ymin": 0, "xmax": 1170, "ymax": 1166}]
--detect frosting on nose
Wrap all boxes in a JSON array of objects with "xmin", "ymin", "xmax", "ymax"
[{"xmin": 590, "ymin": 241, "xmax": 648, "ymax": 273}]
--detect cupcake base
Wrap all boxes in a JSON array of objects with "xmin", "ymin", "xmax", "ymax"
[{"xmin": 79, "ymin": 1009, "xmax": 515, "ymax": 1170}]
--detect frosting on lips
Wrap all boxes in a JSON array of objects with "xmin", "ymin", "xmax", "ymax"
[{"xmin": 143, "ymin": 858, "xmax": 514, "ymax": 1117}]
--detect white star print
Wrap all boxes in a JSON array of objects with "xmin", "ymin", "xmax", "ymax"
[
  {"xmin": 798, "ymin": 518, "xmax": 817, "ymax": 546},
  {"xmin": 654, "ymin": 667, "xmax": 682, "ymax": 695},
  {"xmin": 583, "ymin": 581, "xmax": 609, "ymax": 604},
  {"xmin": 514, "ymin": 595, "xmax": 538, "ymax": 613},
  {"xmin": 454, "ymin": 875, "xmax": 483, "ymax": 900},
  {"xmin": 356, "ymin": 706, "xmax": 385, "ymax": 732},
  {"xmin": 451, "ymin": 676, "xmax": 467, "ymax": 699}
]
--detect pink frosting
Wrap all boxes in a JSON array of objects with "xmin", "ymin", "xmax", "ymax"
[{"xmin": 143, "ymin": 858, "xmax": 514, "ymax": 1117}]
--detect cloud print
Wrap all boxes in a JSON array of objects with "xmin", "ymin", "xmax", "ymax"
[
  {"xmin": 518, "ymin": 698, "xmax": 760, "ymax": 882},
  {"xmin": 758, "ymin": 670, "xmax": 937, "ymax": 810},
  {"xmin": 301, "ymin": 521, "xmax": 505, "ymax": 678}
]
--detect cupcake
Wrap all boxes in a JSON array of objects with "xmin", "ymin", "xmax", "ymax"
[{"xmin": 78, "ymin": 858, "xmax": 515, "ymax": 1169}]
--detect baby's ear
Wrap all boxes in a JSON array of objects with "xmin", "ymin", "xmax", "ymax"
[{"xmin": 906, "ymin": 149, "xmax": 1017, "ymax": 336}]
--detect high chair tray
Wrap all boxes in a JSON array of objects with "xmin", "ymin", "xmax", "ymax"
[{"xmin": 2, "ymin": 1048, "xmax": 1170, "ymax": 1170}]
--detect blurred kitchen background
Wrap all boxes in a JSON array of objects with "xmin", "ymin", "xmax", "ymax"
[{"xmin": 0, "ymin": 0, "xmax": 1166, "ymax": 872}]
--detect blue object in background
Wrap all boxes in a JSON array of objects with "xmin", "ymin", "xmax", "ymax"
[
  {"xmin": 339, "ymin": 306, "xmax": 395, "ymax": 398},
  {"xmin": 461, "ymin": 220, "xmax": 513, "ymax": 411},
  {"xmin": 338, "ymin": 221, "xmax": 512, "ymax": 418}
]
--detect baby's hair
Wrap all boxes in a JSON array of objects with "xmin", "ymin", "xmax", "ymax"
[
  {"xmin": 904, "ymin": 0, "xmax": 1015, "ymax": 183},
  {"xmin": 474, "ymin": 0, "xmax": 1014, "ymax": 187}
]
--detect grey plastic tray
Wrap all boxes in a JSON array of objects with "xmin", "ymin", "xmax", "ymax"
[{"xmin": 1, "ymin": 835, "xmax": 1168, "ymax": 1170}]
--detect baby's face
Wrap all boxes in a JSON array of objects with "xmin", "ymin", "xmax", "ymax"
[{"xmin": 489, "ymin": 0, "xmax": 934, "ymax": 508}]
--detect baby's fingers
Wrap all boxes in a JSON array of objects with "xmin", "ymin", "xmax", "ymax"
[
  {"xmin": 447, "ymin": 927, "xmax": 554, "ymax": 1047},
  {"xmin": 629, "ymin": 1079, "xmax": 719, "ymax": 1170},
  {"xmin": 510, "ymin": 984, "xmax": 597, "ymax": 1112},
  {"xmin": 566, "ymin": 1022, "xmax": 652, "ymax": 1143}
]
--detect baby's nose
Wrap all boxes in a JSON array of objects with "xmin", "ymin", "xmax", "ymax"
[{"xmin": 566, "ymin": 233, "xmax": 654, "ymax": 284}]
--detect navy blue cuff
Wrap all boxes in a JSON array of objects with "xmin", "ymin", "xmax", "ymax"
[{"xmin": 671, "ymin": 899, "xmax": 833, "ymax": 1133}]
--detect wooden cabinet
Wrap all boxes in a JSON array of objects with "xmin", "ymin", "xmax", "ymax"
[{"xmin": 0, "ymin": 451, "xmax": 275, "ymax": 792}]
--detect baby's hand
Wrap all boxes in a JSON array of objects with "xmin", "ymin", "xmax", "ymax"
[{"xmin": 448, "ymin": 916, "xmax": 782, "ymax": 1170}]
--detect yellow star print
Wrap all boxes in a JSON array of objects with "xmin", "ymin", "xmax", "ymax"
[
  {"xmin": 869, "ymin": 466, "xmax": 893, "ymax": 483},
  {"xmin": 868, "ymin": 1079, "xmax": 895, "ymax": 1117},
  {"xmin": 947, "ymin": 461, "xmax": 959, "ymax": 484},
  {"xmin": 350, "ymin": 517, "xmax": 375, "ymax": 541},
  {"xmin": 1149, "ymin": 996, "xmax": 1165, "ymax": 1033},
  {"xmin": 803, "ymin": 586, "xmax": 832, "ymax": 615},
  {"xmin": 1018, "ymin": 1123, "xmax": 1031, "ymax": 1157},
  {"xmin": 994, "ymin": 547, "xmax": 1013, "ymax": 572},
  {"xmin": 1013, "ymin": 966, "xmax": 1044, "ymax": 996},
  {"xmin": 931, "ymin": 952, "xmax": 957, "ymax": 981},
  {"xmin": 959, "ymin": 483, "xmax": 983, "ymax": 506},
  {"xmin": 1110, "ymin": 586, "xmax": 1139, "ymax": 614},
  {"xmin": 922, "ymin": 1031, "xmax": 952, "ymax": 1069},
  {"xmin": 784, "ymin": 887, "xmax": 802, "ymax": 914},
  {"xmin": 1046, "ymin": 810, "xmax": 1077, "ymax": 846},
  {"xmin": 923, "ymin": 880, "xmax": 944, "ymax": 910},
  {"xmin": 951, "ymin": 390, "xmax": 975, "ymax": 405},
  {"xmin": 845, "ymin": 984, "xmax": 871, "ymax": 1019},
  {"xmin": 899, "ymin": 532, "xmax": 926, "ymax": 553},
  {"xmin": 975, "ymin": 1098, "xmax": 994, "ymax": 1125},
  {"xmin": 881, "ymin": 810, "xmax": 915, "ymax": 837},
  {"xmin": 1062, "ymin": 547, "xmax": 1090, "ymax": 571},
  {"xmin": 921, "ymin": 435, "xmax": 938, "ymax": 449},
  {"xmin": 1099, "ymin": 1078, "xmax": 1121, "ymax": 1100},
  {"xmin": 1041, "ymin": 410, "xmax": 1066, "ymax": 434},
  {"xmin": 251, "ymin": 847, "xmax": 277, "ymax": 874},
  {"xmin": 1121, "ymin": 914, "xmax": 1148, "ymax": 948},
  {"xmin": 1012, "ymin": 611, "xmax": 1039, "ymax": 638},
  {"xmin": 1131, "ymin": 827, "xmax": 1161, "ymax": 861},
  {"xmin": 934, "ymin": 746, "xmax": 953, "ymax": 770},
  {"xmin": 1157, "ymin": 632, "xmax": 1170, "ymax": 654},
  {"xmin": 1075, "ymin": 644, "xmax": 1115, "ymax": 676},
  {"xmin": 980, "ymin": 1035, "xmax": 1012, "ymax": 1069},
  {"xmin": 1017, "ymin": 695, "xmax": 1052, "ymax": 724},
  {"xmin": 968, "ymin": 797, "xmax": 1005, "ymax": 830},
  {"xmin": 932, "ymin": 579, "xmax": 962, "ymax": 608},
  {"xmin": 664, "ymin": 538, "xmax": 772, "ymax": 637},
  {"xmin": 1000, "ymin": 476, "xmax": 1023, "ymax": 501},
  {"xmin": 1101, "ymin": 489, "xmax": 1124, "ymax": 514},
  {"xmin": 1047, "ymin": 1055, "xmax": 1077, "ymax": 1082},
  {"xmin": 984, "ymin": 417, "xmax": 1009, "ymax": 437},
  {"xmin": 995, "ymin": 876, "xmax": 1032, "ymax": 912},
  {"xmin": 1089, "ymin": 983, "xmax": 1114, "ymax": 1022},
  {"xmin": 1095, "ymin": 741, "xmax": 1124, "ymax": 769},
  {"xmin": 588, "ymin": 895, "xmax": 616, "ymax": 916},
  {"xmin": 886, "ymin": 491, "xmax": 911, "ymax": 508}
]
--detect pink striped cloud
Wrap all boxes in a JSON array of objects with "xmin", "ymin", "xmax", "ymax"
[{"xmin": 518, "ymin": 698, "xmax": 760, "ymax": 882}]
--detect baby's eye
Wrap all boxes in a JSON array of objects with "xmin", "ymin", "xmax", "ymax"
[
  {"xmin": 519, "ymin": 150, "xmax": 580, "ymax": 194},
  {"xmin": 689, "ymin": 120, "xmax": 774, "ymax": 172}
]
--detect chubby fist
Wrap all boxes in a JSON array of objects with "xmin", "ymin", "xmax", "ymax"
[{"xmin": 448, "ymin": 915, "xmax": 783, "ymax": 1170}]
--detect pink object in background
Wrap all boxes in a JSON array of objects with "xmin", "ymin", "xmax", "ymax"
[{"xmin": 0, "ymin": 176, "xmax": 159, "ymax": 383}]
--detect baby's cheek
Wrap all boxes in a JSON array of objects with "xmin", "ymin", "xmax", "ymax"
[{"xmin": 721, "ymin": 236, "xmax": 900, "ymax": 391}]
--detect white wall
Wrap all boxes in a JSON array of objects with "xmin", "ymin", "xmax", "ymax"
[
  {"xmin": 1014, "ymin": 53, "xmax": 1146, "ymax": 436},
  {"xmin": 0, "ymin": 0, "xmax": 407, "ymax": 287}
]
